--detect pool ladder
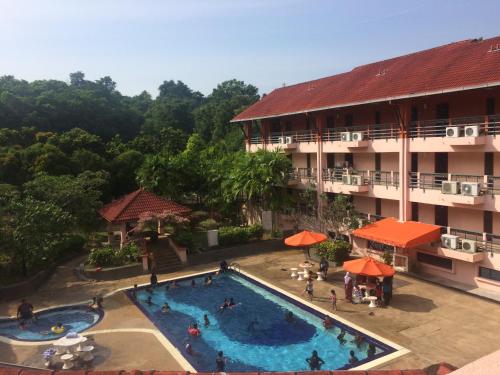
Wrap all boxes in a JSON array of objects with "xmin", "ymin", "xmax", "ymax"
[{"xmin": 229, "ymin": 262, "xmax": 241, "ymax": 273}]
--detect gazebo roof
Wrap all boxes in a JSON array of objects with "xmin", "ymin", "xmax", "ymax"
[{"xmin": 99, "ymin": 189, "xmax": 191, "ymax": 223}]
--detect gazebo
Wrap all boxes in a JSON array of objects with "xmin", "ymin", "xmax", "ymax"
[{"xmin": 99, "ymin": 189, "xmax": 191, "ymax": 247}]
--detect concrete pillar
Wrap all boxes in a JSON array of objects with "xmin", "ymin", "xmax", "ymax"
[
  {"xmin": 119, "ymin": 222, "xmax": 127, "ymax": 248},
  {"xmin": 398, "ymin": 102, "xmax": 412, "ymax": 221},
  {"xmin": 157, "ymin": 219, "xmax": 164, "ymax": 235},
  {"xmin": 316, "ymin": 113, "xmax": 325, "ymax": 230},
  {"xmin": 107, "ymin": 222, "xmax": 114, "ymax": 245}
]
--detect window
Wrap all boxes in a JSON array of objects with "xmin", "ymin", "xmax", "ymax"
[
  {"xmin": 411, "ymin": 202, "xmax": 419, "ymax": 222},
  {"xmin": 375, "ymin": 111, "xmax": 381, "ymax": 125},
  {"xmin": 485, "ymin": 152, "xmax": 494, "ymax": 175},
  {"xmin": 345, "ymin": 114, "xmax": 354, "ymax": 127},
  {"xmin": 484, "ymin": 211, "xmax": 493, "ymax": 234},
  {"xmin": 411, "ymin": 153, "xmax": 418, "ymax": 172},
  {"xmin": 411, "ymin": 106, "xmax": 418, "ymax": 122},
  {"xmin": 478, "ymin": 267, "xmax": 500, "ymax": 282},
  {"xmin": 326, "ymin": 154, "xmax": 335, "ymax": 169},
  {"xmin": 368, "ymin": 240, "xmax": 393, "ymax": 253},
  {"xmin": 435, "ymin": 205, "xmax": 448, "ymax": 227},
  {"xmin": 326, "ymin": 116, "xmax": 335, "ymax": 129},
  {"xmin": 417, "ymin": 252, "xmax": 452, "ymax": 270},
  {"xmin": 375, "ymin": 198, "xmax": 382, "ymax": 216},
  {"xmin": 486, "ymin": 97, "xmax": 495, "ymax": 116}
]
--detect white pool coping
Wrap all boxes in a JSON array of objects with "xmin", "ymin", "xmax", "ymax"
[{"xmin": 0, "ymin": 268, "xmax": 409, "ymax": 371}]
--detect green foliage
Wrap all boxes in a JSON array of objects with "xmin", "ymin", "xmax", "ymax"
[
  {"xmin": 87, "ymin": 243, "xmax": 140, "ymax": 267},
  {"xmin": 313, "ymin": 240, "xmax": 351, "ymax": 266},
  {"xmin": 218, "ymin": 224, "xmax": 263, "ymax": 247},
  {"xmin": 173, "ymin": 230, "xmax": 195, "ymax": 249},
  {"xmin": 321, "ymin": 193, "xmax": 361, "ymax": 239},
  {"xmin": 198, "ymin": 218, "xmax": 219, "ymax": 230},
  {"xmin": 190, "ymin": 210, "xmax": 209, "ymax": 223},
  {"xmin": 382, "ymin": 251, "xmax": 393, "ymax": 265}
]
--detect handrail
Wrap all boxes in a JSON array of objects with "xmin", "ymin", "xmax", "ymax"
[
  {"xmin": 409, "ymin": 114, "xmax": 500, "ymax": 138},
  {"xmin": 322, "ymin": 122, "xmax": 399, "ymax": 141},
  {"xmin": 290, "ymin": 167, "xmax": 317, "ymax": 180},
  {"xmin": 408, "ymin": 172, "xmax": 500, "ymax": 194},
  {"xmin": 322, "ymin": 168, "xmax": 399, "ymax": 187}
]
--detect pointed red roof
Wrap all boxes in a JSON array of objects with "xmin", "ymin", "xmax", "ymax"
[
  {"xmin": 232, "ymin": 36, "xmax": 500, "ymax": 122},
  {"xmin": 99, "ymin": 189, "xmax": 191, "ymax": 223}
]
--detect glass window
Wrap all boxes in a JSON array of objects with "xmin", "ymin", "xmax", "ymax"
[
  {"xmin": 368, "ymin": 241, "xmax": 394, "ymax": 253},
  {"xmin": 417, "ymin": 252, "xmax": 452, "ymax": 270},
  {"xmin": 478, "ymin": 267, "xmax": 500, "ymax": 282}
]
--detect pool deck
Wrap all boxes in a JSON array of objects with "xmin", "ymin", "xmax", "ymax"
[{"xmin": 1, "ymin": 249, "xmax": 499, "ymax": 371}]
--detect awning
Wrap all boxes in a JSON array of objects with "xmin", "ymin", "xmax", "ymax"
[{"xmin": 352, "ymin": 217, "xmax": 441, "ymax": 248}]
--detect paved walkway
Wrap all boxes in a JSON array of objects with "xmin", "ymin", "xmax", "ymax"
[{"xmin": 1, "ymin": 249, "xmax": 500, "ymax": 372}]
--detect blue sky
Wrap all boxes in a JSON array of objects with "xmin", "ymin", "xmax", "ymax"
[{"xmin": 1, "ymin": 0, "xmax": 499, "ymax": 97}]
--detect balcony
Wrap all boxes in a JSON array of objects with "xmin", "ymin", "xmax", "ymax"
[
  {"xmin": 408, "ymin": 114, "xmax": 500, "ymax": 152},
  {"xmin": 288, "ymin": 168, "xmax": 317, "ymax": 187},
  {"xmin": 322, "ymin": 168, "xmax": 399, "ymax": 198},
  {"xmin": 322, "ymin": 123, "xmax": 400, "ymax": 153},
  {"xmin": 266, "ymin": 130, "xmax": 317, "ymax": 153},
  {"xmin": 435, "ymin": 228, "xmax": 500, "ymax": 262},
  {"xmin": 408, "ymin": 172, "xmax": 500, "ymax": 208}
]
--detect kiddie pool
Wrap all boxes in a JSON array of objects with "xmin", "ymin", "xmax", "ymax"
[{"xmin": 0, "ymin": 305, "xmax": 103, "ymax": 341}]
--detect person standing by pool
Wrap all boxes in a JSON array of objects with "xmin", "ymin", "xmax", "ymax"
[
  {"xmin": 344, "ymin": 272, "xmax": 353, "ymax": 302},
  {"xmin": 219, "ymin": 260, "xmax": 228, "ymax": 273},
  {"xmin": 131, "ymin": 284, "xmax": 138, "ymax": 300},
  {"xmin": 304, "ymin": 278, "xmax": 314, "ymax": 301},
  {"xmin": 382, "ymin": 276, "xmax": 393, "ymax": 306},
  {"xmin": 330, "ymin": 289, "xmax": 337, "ymax": 311},
  {"xmin": 17, "ymin": 299, "xmax": 34, "ymax": 322},
  {"xmin": 215, "ymin": 351, "xmax": 227, "ymax": 371},
  {"xmin": 150, "ymin": 271, "xmax": 158, "ymax": 288},
  {"xmin": 319, "ymin": 257, "xmax": 329, "ymax": 280},
  {"xmin": 306, "ymin": 350, "xmax": 325, "ymax": 370}
]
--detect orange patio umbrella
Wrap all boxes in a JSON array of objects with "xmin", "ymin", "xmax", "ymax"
[
  {"xmin": 342, "ymin": 256, "xmax": 395, "ymax": 277},
  {"xmin": 285, "ymin": 230, "xmax": 328, "ymax": 258},
  {"xmin": 285, "ymin": 230, "xmax": 328, "ymax": 247}
]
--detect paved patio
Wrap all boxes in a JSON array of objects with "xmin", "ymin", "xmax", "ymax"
[{"xmin": 1, "ymin": 248, "xmax": 499, "ymax": 372}]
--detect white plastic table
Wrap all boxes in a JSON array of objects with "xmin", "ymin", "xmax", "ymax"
[
  {"xmin": 290, "ymin": 268, "xmax": 298, "ymax": 278},
  {"xmin": 54, "ymin": 334, "xmax": 86, "ymax": 354},
  {"xmin": 365, "ymin": 296, "xmax": 378, "ymax": 308},
  {"xmin": 316, "ymin": 272, "xmax": 324, "ymax": 281}
]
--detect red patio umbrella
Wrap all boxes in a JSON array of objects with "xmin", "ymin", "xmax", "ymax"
[
  {"xmin": 342, "ymin": 256, "xmax": 395, "ymax": 277},
  {"xmin": 284, "ymin": 230, "xmax": 328, "ymax": 258}
]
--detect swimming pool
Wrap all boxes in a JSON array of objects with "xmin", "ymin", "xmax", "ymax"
[
  {"xmin": 0, "ymin": 305, "xmax": 103, "ymax": 341},
  {"xmin": 128, "ymin": 271, "xmax": 401, "ymax": 372}
]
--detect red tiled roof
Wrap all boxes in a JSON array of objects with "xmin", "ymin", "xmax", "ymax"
[
  {"xmin": 232, "ymin": 36, "xmax": 500, "ymax": 122},
  {"xmin": 99, "ymin": 189, "xmax": 191, "ymax": 223}
]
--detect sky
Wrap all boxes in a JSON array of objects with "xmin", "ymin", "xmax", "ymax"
[{"xmin": 1, "ymin": 0, "xmax": 499, "ymax": 98}]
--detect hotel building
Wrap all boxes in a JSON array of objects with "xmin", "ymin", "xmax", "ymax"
[{"xmin": 231, "ymin": 37, "xmax": 500, "ymax": 294}]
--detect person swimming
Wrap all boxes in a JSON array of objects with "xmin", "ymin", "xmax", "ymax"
[
  {"xmin": 161, "ymin": 303, "xmax": 170, "ymax": 313},
  {"xmin": 204, "ymin": 314, "xmax": 210, "ymax": 327},
  {"xmin": 353, "ymin": 332, "xmax": 365, "ymax": 348},
  {"xmin": 204, "ymin": 276, "xmax": 212, "ymax": 287},
  {"xmin": 247, "ymin": 319, "xmax": 259, "ymax": 332},
  {"xmin": 322, "ymin": 315, "xmax": 333, "ymax": 329},
  {"xmin": 191, "ymin": 279, "xmax": 196, "ymax": 287},
  {"xmin": 367, "ymin": 343, "xmax": 376, "ymax": 358},
  {"xmin": 145, "ymin": 296, "xmax": 153, "ymax": 305},
  {"xmin": 188, "ymin": 323, "xmax": 201, "ymax": 336},
  {"xmin": 219, "ymin": 298, "xmax": 229, "ymax": 313},
  {"xmin": 51, "ymin": 322, "xmax": 65, "ymax": 334},
  {"xmin": 185, "ymin": 343, "xmax": 193, "ymax": 355},
  {"xmin": 285, "ymin": 311, "xmax": 294, "ymax": 322},
  {"xmin": 228, "ymin": 298, "xmax": 236, "ymax": 307},
  {"xmin": 337, "ymin": 329, "xmax": 346, "ymax": 344}
]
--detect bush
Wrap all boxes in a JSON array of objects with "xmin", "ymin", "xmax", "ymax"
[
  {"xmin": 53, "ymin": 234, "xmax": 86, "ymax": 259},
  {"xmin": 382, "ymin": 251, "xmax": 393, "ymax": 265},
  {"xmin": 190, "ymin": 210, "xmax": 209, "ymax": 223},
  {"xmin": 174, "ymin": 230, "xmax": 195, "ymax": 249},
  {"xmin": 87, "ymin": 242, "xmax": 140, "ymax": 267},
  {"xmin": 314, "ymin": 240, "xmax": 351, "ymax": 266},
  {"xmin": 198, "ymin": 218, "xmax": 219, "ymax": 231},
  {"xmin": 218, "ymin": 224, "xmax": 263, "ymax": 247}
]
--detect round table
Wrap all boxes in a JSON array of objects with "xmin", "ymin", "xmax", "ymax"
[
  {"xmin": 298, "ymin": 262, "xmax": 313, "ymax": 279},
  {"xmin": 365, "ymin": 296, "xmax": 378, "ymax": 308},
  {"xmin": 54, "ymin": 334, "xmax": 86, "ymax": 354}
]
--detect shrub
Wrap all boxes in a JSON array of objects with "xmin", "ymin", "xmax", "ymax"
[
  {"xmin": 218, "ymin": 225, "xmax": 262, "ymax": 246},
  {"xmin": 174, "ymin": 230, "xmax": 195, "ymax": 249},
  {"xmin": 53, "ymin": 234, "xmax": 86, "ymax": 259},
  {"xmin": 198, "ymin": 218, "xmax": 219, "ymax": 231},
  {"xmin": 88, "ymin": 246, "xmax": 118, "ymax": 267},
  {"xmin": 314, "ymin": 240, "xmax": 351, "ymax": 266},
  {"xmin": 121, "ymin": 243, "xmax": 140, "ymax": 263},
  {"xmin": 190, "ymin": 210, "xmax": 209, "ymax": 223},
  {"xmin": 382, "ymin": 250, "xmax": 393, "ymax": 265}
]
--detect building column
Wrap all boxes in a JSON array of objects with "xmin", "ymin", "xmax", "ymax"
[
  {"xmin": 398, "ymin": 102, "xmax": 412, "ymax": 221},
  {"xmin": 316, "ymin": 113, "xmax": 325, "ymax": 230},
  {"xmin": 157, "ymin": 218, "xmax": 164, "ymax": 235},
  {"xmin": 119, "ymin": 222, "xmax": 127, "ymax": 248},
  {"xmin": 107, "ymin": 222, "xmax": 114, "ymax": 245}
]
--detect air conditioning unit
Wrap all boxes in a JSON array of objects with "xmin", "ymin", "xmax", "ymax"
[
  {"xmin": 464, "ymin": 125, "xmax": 480, "ymax": 137},
  {"xmin": 351, "ymin": 132, "xmax": 364, "ymax": 141},
  {"xmin": 441, "ymin": 234, "xmax": 459, "ymax": 250},
  {"xmin": 278, "ymin": 136, "xmax": 285, "ymax": 144},
  {"xmin": 351, "ymin": 175, "xmax": 363, "ymax": 185},
  {"xmin": 461, "ymin": 182, "xmax": 481, "ymax": 196},
  {"xmin": 461, "ymin": 239, "xmax": 477, "ymax": 253},
  {"xmin": 342, "ymin": 174, "xmax": 352, "ymax": 185},
  {"xmin": 285, "ymin": 136, "xmax": 294, "ymax": 144},
  {"xmin": 341, "ymin": 132, "xmax": 352, "ymax": 142},
  {"xmin": 441, "ymin": 181, "xmax": 460, "ymax": 194},
  {"xmin": 445, "ymin": 126, "xmax": 460, "ymax": 138}
]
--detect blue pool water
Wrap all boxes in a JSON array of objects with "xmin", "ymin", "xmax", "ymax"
[
  {"xmin": 0, "ymin": 305, "xmax": 103, "ymax": 341},
  {"xmin": 129, "ymin": 272, "xmax": 396, "ymax": 372}
]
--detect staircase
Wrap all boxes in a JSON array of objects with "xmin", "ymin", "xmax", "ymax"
[{"xmin": 149, "ymin": 237, "xmax": 182, "ymax": 273}]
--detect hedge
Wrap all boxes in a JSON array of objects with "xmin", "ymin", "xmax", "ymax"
[
  {"xmin": 218, "ymin": 224, "xmax": 263, "ymax": 247},
  {"xmin": 87, "ymin": 242, "xmax": 140, "ymax": 267},
  {"xmin": 313, "ymin": 240, "xmax": 351, "ymax": 266}
]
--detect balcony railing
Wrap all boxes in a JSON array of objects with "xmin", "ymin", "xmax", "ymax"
[
  {"xmin": 440, "ymin": 227, "xmax": 500, "ymax": 254},
  {"xmin": 322, "ymin": 123, "xmax": 399, "ymax": 141},
  {"xmin": 409, "ymin": 172, "xmax": 500, "ymax": 194},
  {"xmin": 289, "ymin": 168, "xmax": 317, "ymax": 180},
  {"xmin": 323, "ymin": 168, "xmax": 399, "ymax": 187},
  {"xmin": 408, "ymin": 114, "xmax": 500, "ymax": 138},
  {"xmin": 268, "ymin": 130, "xmax": 316, "ymax": 144}
]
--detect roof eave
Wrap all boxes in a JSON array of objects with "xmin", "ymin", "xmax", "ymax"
[{"xmin": 230, "ymin": 80, "xmax": 500, "ymax": 123}]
